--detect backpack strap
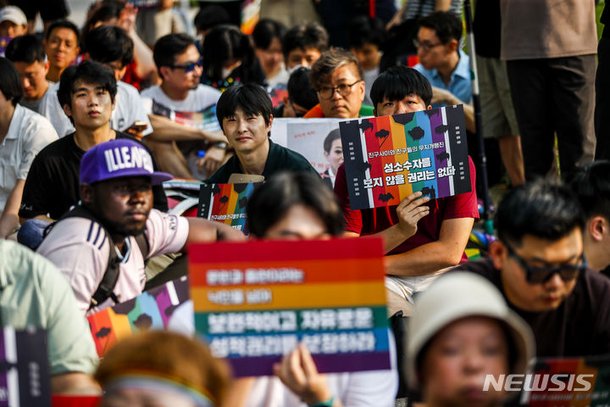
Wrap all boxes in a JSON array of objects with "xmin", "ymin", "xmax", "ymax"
[{"xmin": 47, "ymin": 205, "xmax": 146, "ymax": 311}]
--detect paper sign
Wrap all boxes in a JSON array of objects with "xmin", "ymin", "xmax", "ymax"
[
  {"xmin": 340, "ymin": 105, "xmax": 471, "ymax": 209},
  {"xmin": 198, "ymin": 183, "xmax": 259, "ymax": 234},
  {"xmin": 188, "ymin": 238, "xmax": 390, "ymax": 377},
  {"xmin": 0, "ymin": 328, "xmax": 50, "ymax": 407},
  {"xmin": 87, "ymin": 277, "xmax": 189, "ymax": 356},
  {"xmin": 285, "ymin": 119, "xmax": 344, "ymax": 175},
  {"xmin": 152, "ymin": 100, "xmax": 221, "ymax": 132}
]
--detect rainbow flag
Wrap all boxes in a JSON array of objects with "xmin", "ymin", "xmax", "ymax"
[
  {"xmin": 87, "ymin": 277, "xmax": 189, "ymax": 356},
  {"xmin": 341, "ymin": 105, "xmax": 471, "ymax": 209},
  {"xmin": 188, "ymin": 238, "xmax": 390, "ymax": 377},
  {"xmin": 198, "ymin": 182, "xmax": 259, "ymax": 234}
]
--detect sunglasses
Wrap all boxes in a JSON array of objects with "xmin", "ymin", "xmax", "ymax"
[
  {"xmin": 504, "ymin": 242, "xmax": 587, "ymax": 284},
  {"xmin": 169, "ymin": 59, "xmax": 203, "ymax": 73}
]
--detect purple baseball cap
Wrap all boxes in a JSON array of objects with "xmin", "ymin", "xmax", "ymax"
[{"xmin": 80, "ymin": 139, "xmax": 173, "ymax": 185}]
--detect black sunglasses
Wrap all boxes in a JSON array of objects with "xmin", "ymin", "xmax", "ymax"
[
  {"xmin": 169, "ymin": 59, "xmax": 203, "ymax": 73},
  {"xmin": 504, "ymin": 241, "xmax": 587, "ymax": 284}
]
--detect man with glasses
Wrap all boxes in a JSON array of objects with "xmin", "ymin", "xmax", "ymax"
[
  {"xmin": 457, "ymin": 179, "xmax": 610, "ymax": 357},
  {"xmin": 142, "ymin": 33, "xmax": 229, "ymax": 179},
  {"xmin": 413, "ymin": 11, "xmax": 475, "ymax": 133},
  {"xmin": 304, "ymin": 48, "xmax": 373, "ymax": 119}
]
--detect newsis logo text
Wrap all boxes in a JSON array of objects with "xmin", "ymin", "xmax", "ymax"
[{"xmin": 483, "ymin": 374, "xmax": 595, "ymax": 392}]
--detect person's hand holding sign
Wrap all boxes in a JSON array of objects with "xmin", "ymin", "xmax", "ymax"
[{"xmin": 395, "ymin": 191, "xmax": 431, "ymax": 238}]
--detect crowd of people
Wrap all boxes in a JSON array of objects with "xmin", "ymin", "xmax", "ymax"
[{"xmin": 0, "ymin": 0, "xmax": 609, "ymax": 406}]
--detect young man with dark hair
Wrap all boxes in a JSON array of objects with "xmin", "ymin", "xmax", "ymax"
[
  {"xmin": 282, "ymin": 22, "xmax": 329, "ymax": 71},
  {"xmin": 4, "ymin": 34, "xmax": 50, "ymax": 113},
  {"xmin": 42, "ymin": 25, "xmax": 153, "ymax": 138},
  {"xmin": 274, "ymin": 66, "xmax": 318, "ymax": 118},
  {"xmin": 334, "ymin": 65, "xmax": 478, "ymax": 315},
  {"xmin": 458, "ymin": 180, "xmax": 610, "ymax": 357},
  {"xmin": 305, "ymin": 47, "xmax": 372, "ymax": 119},
  {"xmin": 142, "ymin": 33, "xmax": 229, "ymax": 179},
  {"xmin": 252, "ymin": 18, "xmax": 288, "ymax": 88},
  {"xmin": 19, "ymin": 61, "xmax": 166, "ymax": 248},
  {"xmin": 413, "ymin": 11, "xmax": 475, "ymax": 133},
  {"xmin": 570, "ymin": 161, "xmax": 610, "ymax": 275},
  {"xmin": 207, "ymin": 83, "xmax": 318, "ymax": 183},
  {"xmin": 43, "ymin": 19, "xmax": 80, "ymax": 83},
  {"xmin": 0, "ymin": 57, "xmax": 57, "ymax": 238},
  {"xmin": 37, "ymin": 138, "xmax": 245, "ymax": 314}
]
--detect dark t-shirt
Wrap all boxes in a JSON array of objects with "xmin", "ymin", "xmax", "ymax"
[
  {"xmin": 473, "ymin": 0, "xmax": 501, "ymax": 59},
  {"xmin": 457, "ymin": 259, "xmax": 610, "ymax": 357},
  {"xmin": 207, "ymin": 139, "xmax": 320, "ymax": 183},
  {"xmin": 20, "ymin": 132, "xmax": 168, "ymax": 220}
]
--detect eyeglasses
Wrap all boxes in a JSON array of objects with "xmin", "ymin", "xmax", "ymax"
[
  {"xmin": 504, "ymin": 241, "xmax": 587, "ymax": 284},
  {"xmin": 317, "ymin": 80, "xmax": 363, "ymax": 100},
  {"xmin": 413, "ymin": 39, "xmax": 444, "ymax": 52},
  {"xmin": 169, "ymin": 59, "xmax": 203, "ymax": 73}
]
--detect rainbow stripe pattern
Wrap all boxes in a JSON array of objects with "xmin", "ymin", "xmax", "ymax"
[
  {"xmin": 198, "ymin": 182, "xmax": 259, "ymax": 234},
  {"xmin": 188, "ymin": 238, "xmax": 390, "ymax": 377},
  {"xmin": 341, "ymin": 105, "xmax": 471, "ymax": 210}
]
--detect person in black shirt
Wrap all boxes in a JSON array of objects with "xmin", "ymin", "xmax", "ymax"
[
  {"xmin": 207, "ymin": 83, "xmax": 318, "ymax": 183},
  {"xmin": 456, "ymin": 180, "xmax": 610, "ymax": 357},
  {"xmin": 18, "ymin": 60, "xmax": 167, "ymax": 249}
]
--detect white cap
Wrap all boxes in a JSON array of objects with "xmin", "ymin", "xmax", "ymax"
[
  {"xmin": 0, "ymin": 6, "xmax": 27, "ymax": 26},
  {"xmin": 406, "ymin": 272, "xmax": 535, "ymax": 390}
]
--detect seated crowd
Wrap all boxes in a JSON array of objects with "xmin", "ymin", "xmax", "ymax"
[{"xmin": 0, "ymin": 1, "xmax": 608, "ymax": 406}]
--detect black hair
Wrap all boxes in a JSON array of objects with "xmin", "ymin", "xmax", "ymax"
[
  {"xmin": 0, "ymin": 57, "xmax": 23, "ymax": 106},
  {"xmin": 417, "ymin": 11, "xmax": 463, "ymax": 44},
  {"xmin": 495, "ymin": 179, "xmax": 585, "ymax": 247},
  {"xmin": 569, "ymin": 160, "xmax": 610, "ymax": 222},
  {"xmin": 370, "ymin": 65, "xmax": 433, "ymax": 107},
  {"xmin": 246, "ymin": 171, "xmax": 344, "ymax": 238},
  {"xmin": 85, "ymin": 25, "xmax": 134, "ymax": 68},
  {"xmin": 309, "ymin": 47, "xmax": 362, "ymax": 91},
  {"xmin": 81, "ymin": 0, "xmax": 123, "ymax": 46},
  {"xmin": 282, "ymin": 22, "xmax": 329, "ymax": 59},
  {"xmin": 216, "ymin": 83, "xmax": 273, "ymax": 131},
  {"xmin": 201, "ymin": 24, "xmax": 261, "ymax": 84},
  {"xmin": 153, "ymin": 33, "xmax": 196, "ymax": 79},
  {"xmin": 57, "ymin": 60, "xmax": 117, "ymax": 110},
  {"xmin": 252, "ymin": 18, "xmax": 286, "ymax": 50},
  {"xmin": 5, "ymin": 35, "xmax": 46, "ymax": 64},
  {"xmin": 45, "ymin": 19, "xmax": 79, "ymax": 41},
  {"xmin": 323, "ymin": 129, "xmax": 341, "ymax": 154},
  {"xmin": 287, "ymin": 66, "xmax": 317, "ymax": 111},
  {"xmin": 194, "ymin": 5, "xmax": 231, "ymax": 34},
  {"xmin": 347, "ymin": 15, "xmax": 386, "ymax": 49}
]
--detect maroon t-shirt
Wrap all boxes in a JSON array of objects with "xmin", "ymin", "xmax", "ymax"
[{"xmin": 334, "ymin": 156, "xmax": 479, "ymax": 261}]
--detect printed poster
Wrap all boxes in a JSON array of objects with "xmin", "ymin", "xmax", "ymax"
[
  {"xmin": 0, "ymin": 328, "xmax": 50, "ymax": 407},
  {"xmin": 198, "ymin": 183, "xmax": 259, "ymax": 234},
  {"xmin": 340, "ymin": 105, "xmax": 471, "ymax": 210},
  {"xmin": 188, "ymin": 238, "xmax": 391, "ymax": 377},
  {"xmin": 285, "ymin": 119, "xmax": 344, "ymax": 175},
  {"xmin": 87, "ymin": 277, "xmax": 189, "ymax": 356},
  {"xmin": 151, "ymin": 100, "xmax": 221, "ymax": 132}
]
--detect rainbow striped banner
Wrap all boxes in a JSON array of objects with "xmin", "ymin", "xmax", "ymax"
[
  {"xmin": 198, "ymin": 182, "xmax": 259, "ymax": 234},
  {"xmin": 341, "ymin": 105, "xmax": 471, "ymax": 209},
  {"xmin": 188, "ymin": 238, "xmax": 390, "ymax": 377},
  {"xmin": 87, "ymin": 277, "xmax": 189, "ymax": 356}
]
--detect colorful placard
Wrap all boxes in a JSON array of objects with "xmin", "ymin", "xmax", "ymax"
[
  {"xmin": 151, "ymin": 100, "xmax": 221, "ymax": 132},
  {"xmin": 87, "ymin": 277, "xmax": 189, "ymax": 356},
  {"xmin": 188, "ymin": 238, "xmax": 390, "ymax": 377},
  {"xmin": 340, "ymin": 105, "xmax": 471, "ymax": 210},
  {"xmin": 0, "ymin": 327, "xmax": 50, "ymax": 407},
  {"xmin": 517, "ymin": 355, "xmax": 610, "ymax": 406},
  {"xmin": 198, "ymin": 182, "xmax": 259, "ymax": 234}
]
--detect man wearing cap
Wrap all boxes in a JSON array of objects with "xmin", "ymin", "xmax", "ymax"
[
  {"xmin": 0, "ymin": 6, "xmax": 28, "ymax": 54},
  {"xmin": 37, "ymin": 138, "xmax": 245, "ymax": 314},
  {"xmin": 457, "ymin": 180, "xmax": 610, "ymax": 357}
]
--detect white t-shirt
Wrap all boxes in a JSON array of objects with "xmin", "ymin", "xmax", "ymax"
[
  {"xmin": 40, "ymin": 81, "xmax": 154, "ymax": 138},
  {"xmin": 141, "ymin": 84, "xmax": 222, "ymax": 132},
  {"xmin": 168, "ymin": 301, "xmax": 398, "ymax": 407},
  {"xmin": 0, "ymin": 104, "xmax": 58, "ymax": 209},
  {"xmin": 37, "ymin": 209, "xmax": 189, "ymax": 315}
]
